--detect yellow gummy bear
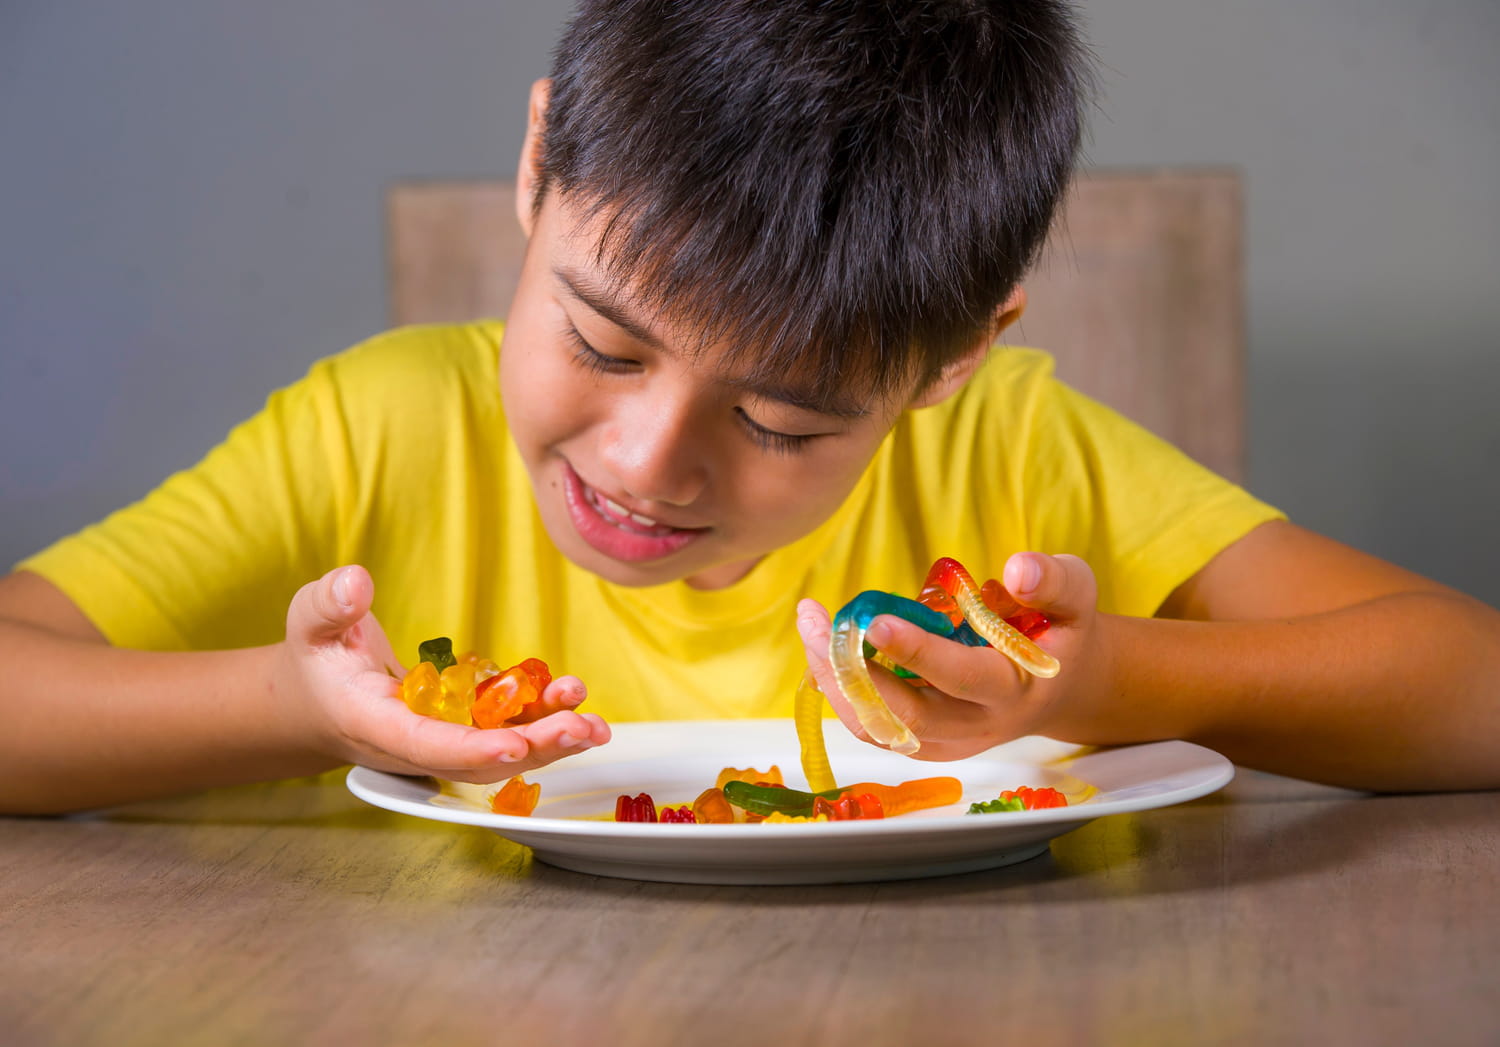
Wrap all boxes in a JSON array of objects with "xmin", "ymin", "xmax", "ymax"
[
  {"xmin": 433, "ymin": 663, "xmax": 478, "ymax": 725},
  {"xmin": 400, "ymin": 660, "xmax": 478, "ymax": 725},
  {"xmin": 400, "ymin": 661, "xmax": 444, "ymax": 718}
]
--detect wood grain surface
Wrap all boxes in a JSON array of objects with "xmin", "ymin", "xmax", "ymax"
[{"xmin": 3, "ymin": 770, "xmax": 1495, "ymax": 1047}]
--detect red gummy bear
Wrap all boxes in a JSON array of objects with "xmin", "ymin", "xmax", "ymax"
[{"xmin": 614, "ymin": 793, "xmax": 657, "ymax": 822}]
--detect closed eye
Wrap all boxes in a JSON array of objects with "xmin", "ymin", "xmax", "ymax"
[
  {"xmin": 566, "ymin": 321, "xmax": 817, "ymax": 454},
  {"xmin": 734, "ymin": 407, "xmax": 817, "ymax": 455},
  {"xmin": 564, "ymin": 325, "xmax": 638, "ymax": 375}
]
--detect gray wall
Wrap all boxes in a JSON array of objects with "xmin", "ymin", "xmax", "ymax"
[{"xmin": 3, "ymin": 2, "xmax": 1497, "ymax": 605}]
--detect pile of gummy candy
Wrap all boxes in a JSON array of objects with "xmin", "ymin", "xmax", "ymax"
[
  {"xmin": 608, "ymin": 766, "xmax": 1067, "ymax": 824},
  {"xmin": 399, "ymin": 636, "xmax": 553, "ymax": 729}
]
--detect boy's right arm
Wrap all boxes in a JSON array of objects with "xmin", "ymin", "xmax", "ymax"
[{"xmin": 0, "ymin": 566, "xmax": 609, "ymax": 815}]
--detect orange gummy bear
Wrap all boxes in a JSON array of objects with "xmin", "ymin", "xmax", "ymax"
[
  {"xmin": 471, "ymin": 659, "xmax": 552, "ymax": 729},
  {"xmin": 715, "ymin": 765, "xmax": 783, "ymax": 790},
  {"xmin": 691, "ymin": 787, "xmax": 736, "ymax": 824},
  {"xmin": 490, "ymin": 776, "xmax": 540, "ymax": 816}
]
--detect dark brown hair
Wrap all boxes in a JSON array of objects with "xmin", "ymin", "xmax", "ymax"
[{"xmin": 539, "ymin": 0, "xmax": 1091, "ymax": 407}]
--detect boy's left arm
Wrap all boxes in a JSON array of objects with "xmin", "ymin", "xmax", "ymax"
[
  {"xmin": 798, "ymin": 520, "xmax": 1500, "ymax": 792},
  {"xmin": 1141, "ymin": 519, "xmax": 1500, "ymax": 789}
]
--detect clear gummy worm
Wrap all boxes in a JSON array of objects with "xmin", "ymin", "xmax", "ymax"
[{"xmin": 827, "ymin": 592, "xmax": 949, "ymax": 757}]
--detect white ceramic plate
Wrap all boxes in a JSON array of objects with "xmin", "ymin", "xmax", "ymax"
[{"xmin": 346, "ymin": 719, "xmax": 1232, "ymax": 885}]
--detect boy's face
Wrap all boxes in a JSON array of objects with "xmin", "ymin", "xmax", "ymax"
[{"xmin": 499, "ymin": 192, "xmax": 922, "ymax": 590}]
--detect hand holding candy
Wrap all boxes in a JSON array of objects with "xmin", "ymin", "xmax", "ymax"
[
  {"xmin": 826, "ymin": 591, "xmax": 957, "ymax": 755},
  {"xmin": 797, "ymin": 552, "xmax": 1100, "ymax": 763},
  {"xmin": 273, "ymin": 565, "xmax": 610, "ymax": 785}
]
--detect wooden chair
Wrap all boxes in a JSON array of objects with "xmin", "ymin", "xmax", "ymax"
[{"xmin": 388, "ymin": 168, "xmax": 1244, "ymax": 480}]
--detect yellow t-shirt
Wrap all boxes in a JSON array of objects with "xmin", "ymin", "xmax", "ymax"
[{"xmin": 19, "ymin": 321, "xmax": 1282, "ymax": 721}]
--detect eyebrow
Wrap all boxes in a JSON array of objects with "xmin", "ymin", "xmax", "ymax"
[
  {"xmin": 555, "ymin": 266, "xmax": 665, "ymax": 351},
  {"xmin": 553, "ymin": 265, "xmax": 871, "ymax": 420}
]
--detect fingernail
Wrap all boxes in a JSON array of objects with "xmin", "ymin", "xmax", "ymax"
[
  {"xmin": 332, "ymin": 568, "xmax": 353, "ymax": 611},
  {"xmin": 867, "ymin": 620, "xmax": 892, "ymax": 646},
  {"xmin": 498, "ymin": 751, "xmax": 521, "ymax": 763},
  {"xmin": 1006, "ymin": 555, "xmax": 1041, "ymax": 594}
]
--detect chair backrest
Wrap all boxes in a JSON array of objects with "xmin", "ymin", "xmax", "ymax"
[{"xmin": 388, "ymin": 168, "xmax": 1244, "ymax": 480}]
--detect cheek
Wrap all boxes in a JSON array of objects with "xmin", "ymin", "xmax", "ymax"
[
  {"xmin": 731, "ymin": 449, "xmax": 869, "ymax": 527},
  {"xmin": 501, "ymin": 346, "xmax": 583, "ymax": 444}
]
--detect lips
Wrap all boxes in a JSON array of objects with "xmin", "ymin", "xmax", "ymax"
[
  {"xmin": 561, "ymin": 463, "xmax": 706, "ymax": 563},
  {"xmin": 589, "ymin": 488, "xmax": 673, "ymax": 532}
]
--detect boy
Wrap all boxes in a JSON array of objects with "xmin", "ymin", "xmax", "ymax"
[{"xmin": 2, "ymin": 1, "xmax": 1496, "ymax": 815}]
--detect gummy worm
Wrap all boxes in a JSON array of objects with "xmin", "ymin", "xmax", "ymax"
[
  {"xmin": 827, "ymin": 591, "xmax": 956, "ymax": 757},
  {"xmin": 925, "ymin": 557, "xmax": 1060, "ymax": 679},
  {"xmin": 793, "ymin": 672, "xmax": 838, "ymax": 793}
]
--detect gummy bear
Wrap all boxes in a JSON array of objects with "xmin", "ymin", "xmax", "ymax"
[
  {"xmin": 471, "ymin": 666, "xmax": 538, "ymax": 728},
  {"xmin": 432, "ymin": 662, "xmax": 478, "ymax": 724},
  {"xmin": 691, "ymin": 787, "xmax": 736, "ymax": 824},
  {"xmin": 615, "ymin": 793, "xmax": 658, "ymax": 822},
  {"xmin": 966, "ymin": 786, "xmax": 1068, "ymax": 814},
  {"xmin": 490, "ymin": 775, "xmax": 540, "ymax": 816},
  {"xmin": 715, "ymin": 765, "xmax": 783, "ymax": 790},
  {"xmin": 399, "ymin": 653, "xmax": 477, "ymax": 725},
  {"xmin": 400, "ymin": 661, "xmax": 445, "ymax": 719}
]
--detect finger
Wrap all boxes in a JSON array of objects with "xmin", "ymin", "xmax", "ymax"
[
  {"xmin": 515, "ymin": 709, "xmax": 610, "ymax": 753},
  {"xmin": 798, "ymin": 600, "xmax": 994, "ymax": 748},
  {"xmin": 507, "ymin": 674, "xmax": 587, "ymax": 724},
  {"xmin": 1002, "ymin": 552, "xmax": 1097, "ymax": 623},
  {"xmin": 358, "ymin": 704, "xmax": 610, "ymax": 784},
  {"xmin": 385, "ymin": 702, "xmax": 531, "ymax": 771},
  {"xmin": 795, "ymin": 599, "xmax": 875, "ymax": 745},
  {"xmin": 865, "ymin": 614, "xmax": 1026, "ymax": 706},
  {"xmin": 444, "ymin": 711, "xmax": 609, "ymax": 780},
  {"xmin": 287, "ymin": 565, "xmax": 373, "ymax": 648}
]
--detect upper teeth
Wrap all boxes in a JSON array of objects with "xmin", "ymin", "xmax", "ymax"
[{"xmin": 601, "ymin": 494, "xmax": 659, "ymax": 528}]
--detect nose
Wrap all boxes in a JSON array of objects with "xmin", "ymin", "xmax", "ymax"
[{"xmin": 598, "ymin": 391, "xmax": 710, "ymax": 508}]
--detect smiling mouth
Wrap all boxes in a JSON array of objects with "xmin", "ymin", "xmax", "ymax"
[
  {"xmin": 583, "ymin": 486, "xmax": 680, "ymax": 535},
  {"xmin": 561, "ymin": 463, "xmax": 707, "ymax": 564}
]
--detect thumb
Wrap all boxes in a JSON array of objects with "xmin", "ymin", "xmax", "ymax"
[
  {"xmin": 1002, "ymin": 552, "xmax": 1096, "ymax": 623},
  {"xmin": 287, "ymin": 564, "xmax": 374, "ymax": 647}
]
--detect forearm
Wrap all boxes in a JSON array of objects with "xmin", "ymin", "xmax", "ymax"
[
  {"xmin": 1095, "ymin": 590, "xmax": 1500, "ymax": 792},
  {"xmin": 0, "ymin": 618, "xmax": 338, "ymax": 814}
]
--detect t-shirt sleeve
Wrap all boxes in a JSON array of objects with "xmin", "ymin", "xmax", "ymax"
[
  {"xmin": 16, "ymin": 358, "xmax": 355, "ymax": 651},
  {"xmin": 1010, "ymin": 363, "xmax": 1285, "ymax": 617}
]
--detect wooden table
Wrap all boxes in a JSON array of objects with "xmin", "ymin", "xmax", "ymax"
[{"xmin": 2, "ymin": 769, "xmax": 1495, "ymax": 1046}]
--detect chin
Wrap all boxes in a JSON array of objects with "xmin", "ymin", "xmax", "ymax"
[{"xmin": 552, "ymin": 533, "xmax": 697, "ymax": 589}]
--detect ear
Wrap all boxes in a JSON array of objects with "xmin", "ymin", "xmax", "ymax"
[
  {"xmin": 515, "ymin": 79, "xmax": 551, "ymax": 237},
  {"xmin": 992, "ymin": 285, "xmax": 1027, "ymax": 340},
  {"xmin": 910, "ymin": 286, "xmax": 1028, "ymax": 409}
]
